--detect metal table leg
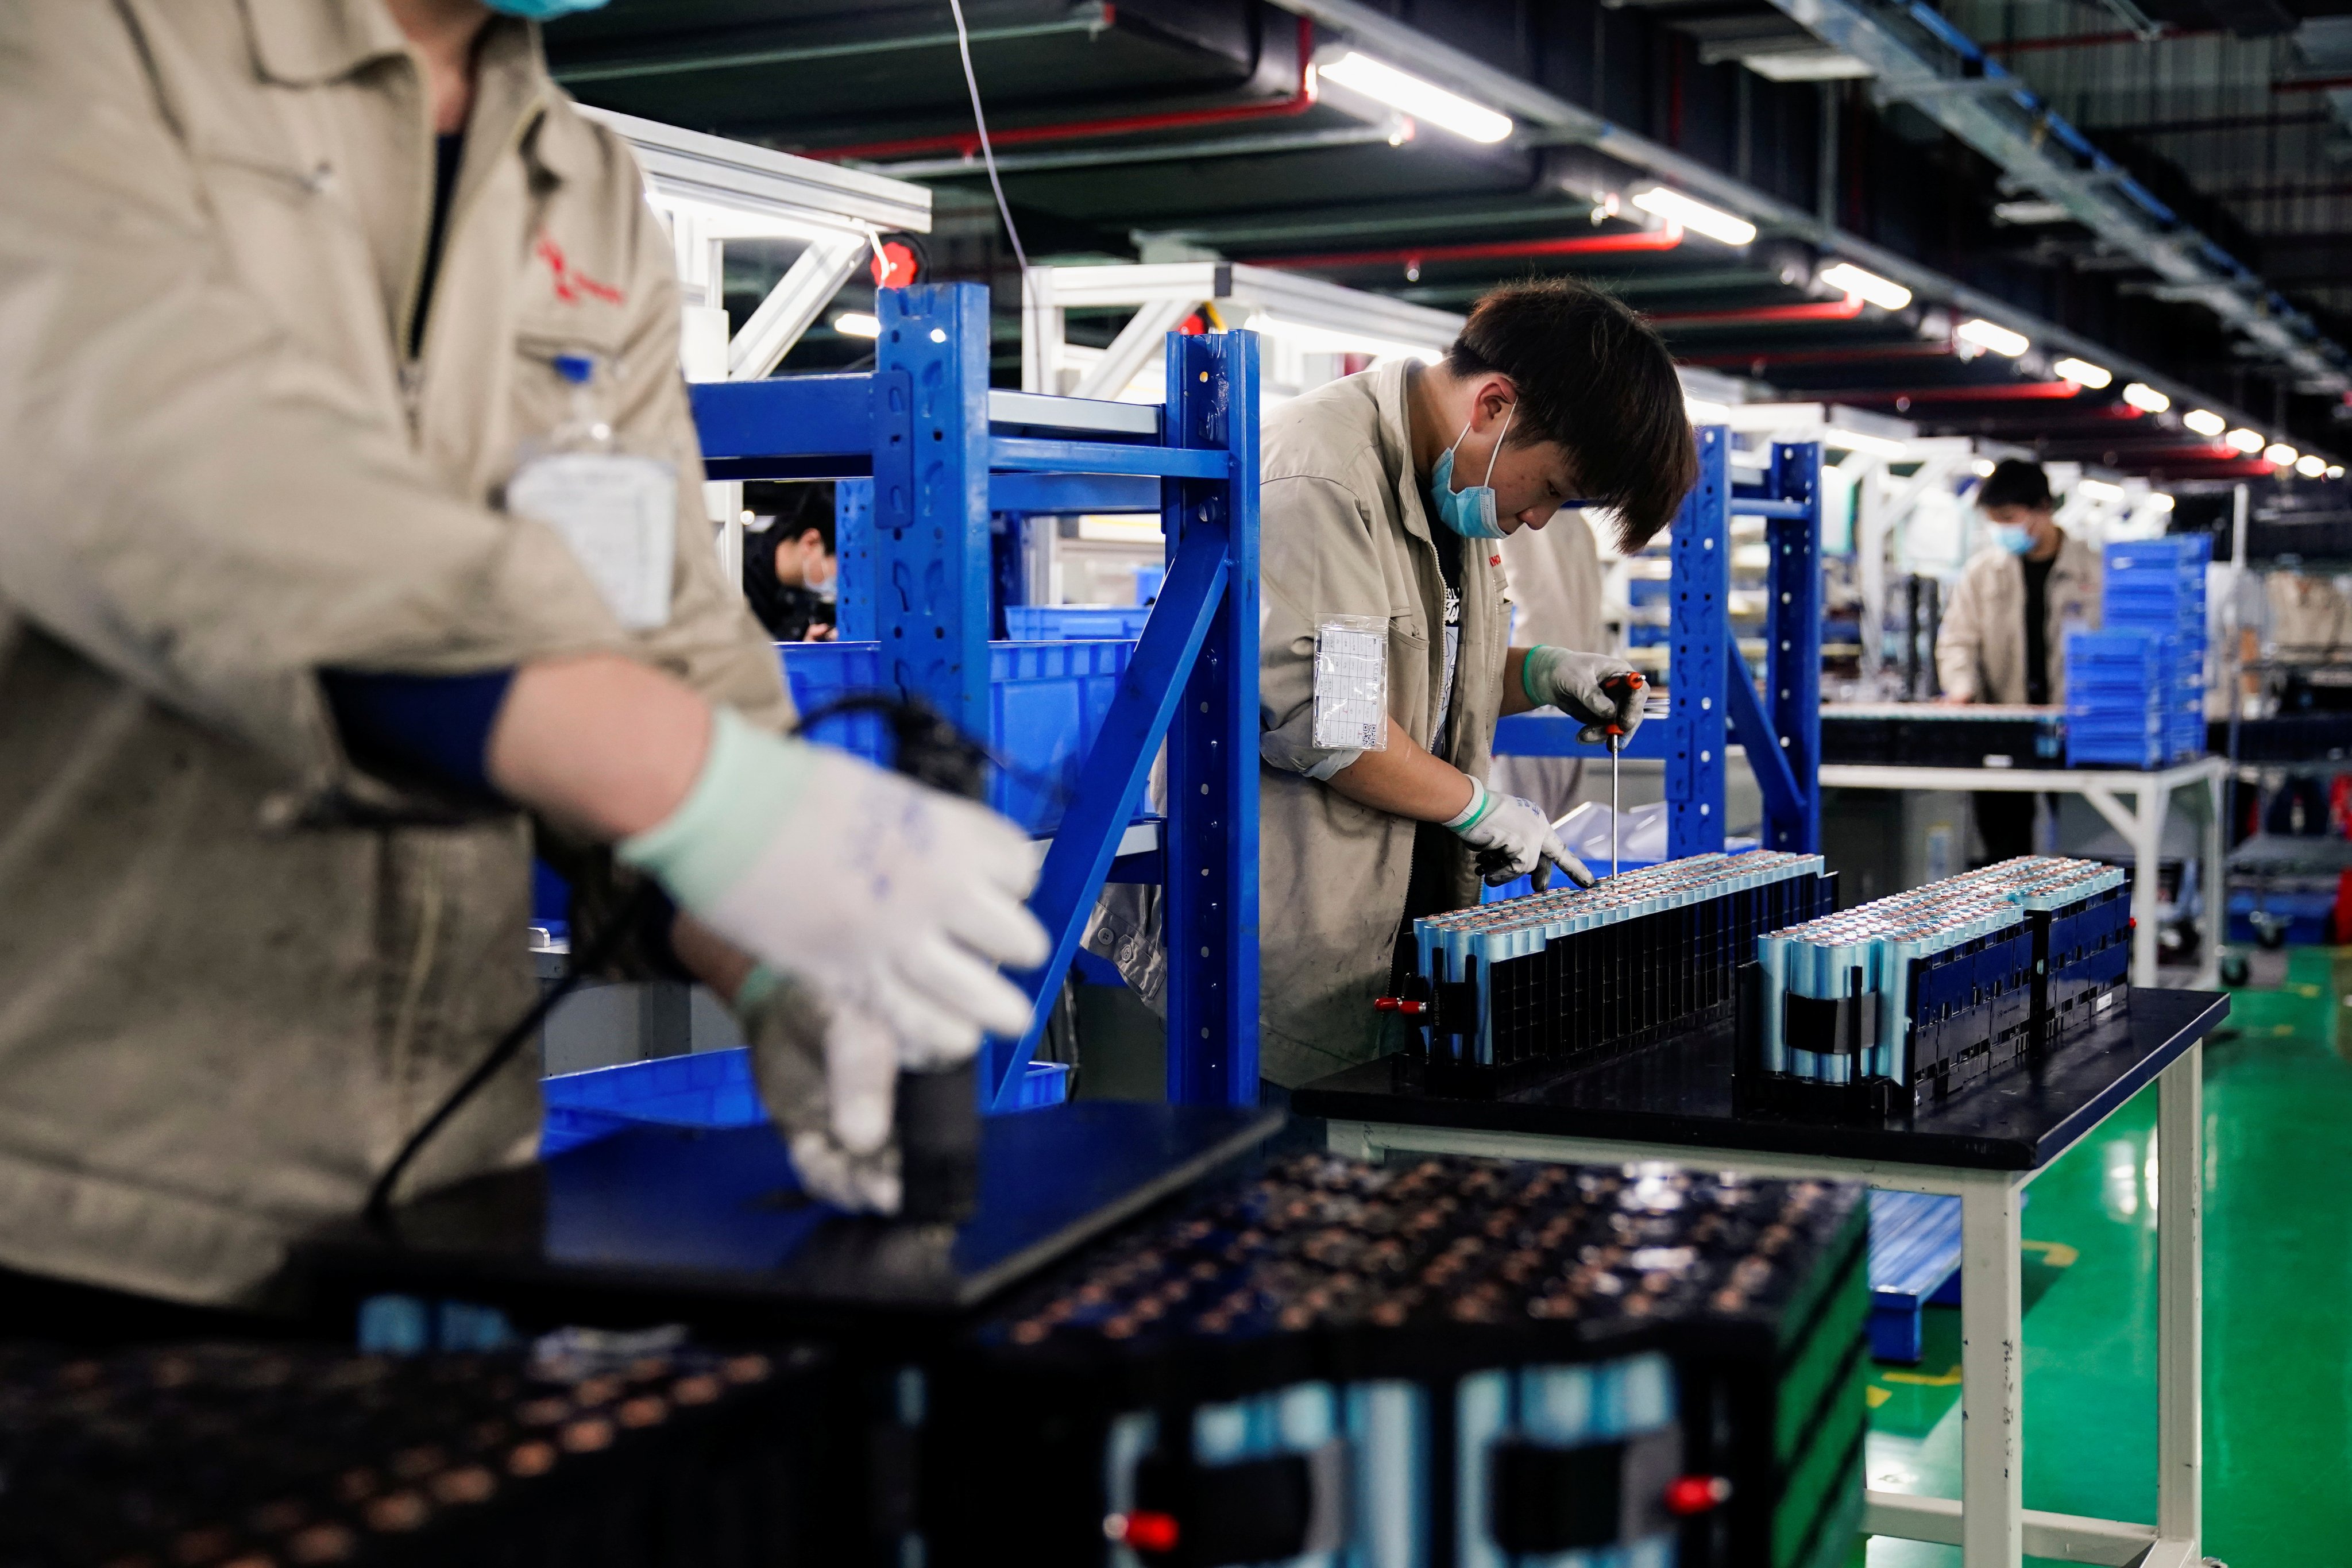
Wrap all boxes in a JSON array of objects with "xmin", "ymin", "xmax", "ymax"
[
  {"xmin": 1959, "ymin": 1171, "xmax": 2026, "ymax": 1567},
  {"xmin": 2197, "ymin": 771, "xmax": 2226, "ymax": 990},
  {"xmin": 2153, "ymin": 1042, "xmax": 2204, "ymax": 1565}
]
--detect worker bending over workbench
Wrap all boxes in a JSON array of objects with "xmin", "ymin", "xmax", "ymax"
[
  {"xmin": 0, "ymin": 0, "xmax": 1044, "ymax": 1326},
  {"xmin": 1251, "ymin": 281, "xmax": 1695, "ymax": 1087},
  {"xmin": 1936, "ymin": 458, "xmax": 2102, "ymax": 862}
]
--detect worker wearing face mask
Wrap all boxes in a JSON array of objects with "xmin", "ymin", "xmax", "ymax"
[
  {"xmin": 0, "ymin": 0, "xmax": 1045, "ymax": 1326},
  {"xmin": 1246, "ymin": 280, "xmax": 1696, "ymax": 1087},
  {"xmin": 1936, "ymin": 458, "xmax": 2103, "ymax": 860}
]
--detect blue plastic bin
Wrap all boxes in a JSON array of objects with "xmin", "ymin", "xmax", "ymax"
[
  {"xmin": 778, "ymin": 639, "xmax": 1134, "ymax": 834},
  {"xmin": 1003, "ymin": 604, "xmax": 1153, "ymax": 640},
  {"xmin": 541, "ymin": 1046, "xmax": 1071, "ymax": 1157}
]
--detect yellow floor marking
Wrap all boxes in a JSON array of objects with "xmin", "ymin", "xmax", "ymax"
[
  {"xmin": 1883, "ymin": 1364, "xmax": 1963, "ymax": 1387},
  {"xmin": 2021, "ymin": 1239, "xmax": 2079, "ymax": 1268},
  {"xmin": 1866, "ymin": 1385, "xmax": 1892, "ymax": 1408}
]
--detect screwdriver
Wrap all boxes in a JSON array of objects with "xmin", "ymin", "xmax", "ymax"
[{"xmin": 1599, "ymin": 672, "xmax": 1647, "ymax": 879}]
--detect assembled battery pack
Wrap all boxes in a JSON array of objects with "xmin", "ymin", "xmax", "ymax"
[
  {"xmin": 930, "ymin": 1155, "xmax": 1870, "ymax": 1568},
  {"xmin": 1738, "ymin": 858, "xmax": 2130, "ymax": 1117},
  {"xmin": 1387, "ymin": 853, "xmax": 1835, "ymax": 1098},
  {"xmin": 0, "ymin": 1338, "xmax": 851, "ymax": 1567},
  {"xmin": 1817, "ymin": 704, "xmax": 2066, "ymax": 769}
]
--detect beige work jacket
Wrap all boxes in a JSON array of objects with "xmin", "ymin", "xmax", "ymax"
[
  {"xmin": 1253, "ymin": 363, "xmax": 1510, "ymax": 1086},
  {"xmin": 1934, "ymin": 532, "xmax": 2102, "ymax": 705},
  {"xmin": 0, "ymin": 1, "xmax": 788, "ymax": 1306}
]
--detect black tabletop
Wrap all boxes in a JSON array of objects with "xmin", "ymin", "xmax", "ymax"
[
  {"xmin": 295, "ymin": 1100, "xmax": 1282, "ymax": 1331},
  {"xmin": 1291, "ymin": 988, "xmax": 2229, "ymax": 1172}
]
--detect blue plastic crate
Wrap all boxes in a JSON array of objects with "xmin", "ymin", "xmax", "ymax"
[
  {"xmin": 779, "ymin": 639, "xmax": 1133, "ymax": 834},
  {"xmin": 1869, "ymin": 1191, "xmax": 1964, "ymax": 1364},
  {"xmin": 541, "ymin": 1046, "xmax": 1071, "ymax": 1156},
  {"xmin": 1003, "ymin": 604, "xmax": 1153, "ymax": 641}
]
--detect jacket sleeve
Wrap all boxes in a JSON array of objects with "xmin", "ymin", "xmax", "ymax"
[
  {"xmin": 0, "ymin": 6, "xmax": 631, "ymax": 789},
  {"xmin": 1259, "ymin": 472, "xmax": 1392, "ymax": 779},
  {"xmin": 1935, "ymin": 563, "xmax": 1985, "ymax": 701},
  {"xmin": 582, "ymin": 109, "xmax": 795, "ymax": 735}
]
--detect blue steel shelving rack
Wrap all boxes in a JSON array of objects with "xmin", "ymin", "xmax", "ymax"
[
  {"xmin": 689, "ymin": 283, "xmax": 1261, "ymax": 1110},
  {"xmin": 1492, "ymin": 428, "xmax": 1825, "ymax": 856}
]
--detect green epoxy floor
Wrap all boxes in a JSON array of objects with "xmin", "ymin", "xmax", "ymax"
[{"xmin": 1851, "ymin": 950, "xmax": 2352, "ymax": 1567}]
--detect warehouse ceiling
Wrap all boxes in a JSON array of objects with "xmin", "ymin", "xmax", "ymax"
[{"xmin": 549, "ymin": 0, "xmax": 2352, "ymax": 480}]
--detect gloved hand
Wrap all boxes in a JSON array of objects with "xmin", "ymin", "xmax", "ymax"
[
  {"xmin": 1442, "ymin": 777, "xmax": 1596, "ymax": 889},
  {"xmin": 1521, "ymin": 646, "xmax": 1647, "ymax": 746},
  {"xmin": 735, "ymin": 972, "xmax": 903, "ymax": 1212},
  {"xmin": 620, "ymin": 709, "xmax": 1051, "ymax": 1205}
]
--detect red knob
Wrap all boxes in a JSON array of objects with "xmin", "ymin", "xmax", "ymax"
[
  {"xmin": 1663, "ymin": 1474, "xmax": 1732, "ymax": 1516},
  {"xmin": 1374, "ymin": 996, "xmax": 1400, "ymax": 1012},
  {"xmin": 1105, "ymin": 1510, "xmax": 1181, "ymax": 1553}
]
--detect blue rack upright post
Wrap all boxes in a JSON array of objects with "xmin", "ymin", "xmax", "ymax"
[
  {"xmin": 1489, "ymin": 427, "xmax": 1822, "ymax": 856},
  {"xmin": 690, "ymin": 282, "xmax": 1261, "ymax": 1110}
]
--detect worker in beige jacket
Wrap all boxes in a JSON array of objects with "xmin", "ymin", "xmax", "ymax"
[
  {"xmin": 1934, "ymin": 458, "xmax": 2102, "ymax": 860},
  {"xmin": 1250, "ymin": 281, "xmax": 1696, "ymax": 1087},
  {"xmin": 0, "ymin": 0, "xmax": 1045, "ymax": 1322}
]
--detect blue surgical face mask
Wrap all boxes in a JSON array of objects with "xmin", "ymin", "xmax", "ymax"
[
  {"xmin": 1989, "ymin": 521, "xmax": 2034, "ymax": 556},
  {"xmin": 483, "ymin": 0, "xmax": 608, "ymax": 17},
  {"xmin": 1427, "ymin": 402, "xmax": 1517, "ymax": 540}
]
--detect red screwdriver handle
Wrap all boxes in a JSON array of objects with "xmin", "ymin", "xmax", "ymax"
[{"xmin": 1599, "ymin": 670, "xmax": 1647, "ymax": 737}]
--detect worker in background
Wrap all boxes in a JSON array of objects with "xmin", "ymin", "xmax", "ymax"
[
  {"xmin": 0, "ymin": 0, "xmax": 1044, "ymax": 1327},
  {"xmin": 2267, "ymin": 571, "xmax": 2352, "ymax": 661},
  {"xmin": 744, "ymin": 482, "xmax": 840, "ymax": 642},
  {"xmin": 1250, "ymin": 280, "xmax": 1693, "ymax": 1087},
  {"xmin": 1936, "ymin": 458, "xmax": 2102, "ymax": 862},
  {"xmin": 1492, "ymin": 508, "xmax": 1612, "ymax": 821}
]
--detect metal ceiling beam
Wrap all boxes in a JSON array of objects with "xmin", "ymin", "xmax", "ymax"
[
  {"xmin": 870, "ymin": 123, "xmax": 1405, "ymax": 180},
  {"xmin": 1256, "ymin": 0, "xmax": 2320, "ymax": 453}
]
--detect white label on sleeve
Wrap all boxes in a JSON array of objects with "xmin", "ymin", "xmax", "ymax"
[
  {"xmin": 1313, "ymin": 617, "xmax": 1389, "ymax": 751},
  {"xmin": 508, "ymin": 453, "xmax": 677, "ymax": 631}
]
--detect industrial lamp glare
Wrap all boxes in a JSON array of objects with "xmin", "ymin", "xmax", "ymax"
[
  {"xmin": 1316, "ymin": 53, "xmax": 1515, "ymax": 143},
  {"xmin": 2052, "ymin": 357, "xmax": 2112, "ymax": 389},
  {"xmin": 2296, "ymin": 454, "xmax": 2327, "ymax": 478},
  {"xmin": 2266, "ymin": 443, "xmax": 2299, "ymax": 467},
  {"xmin": 1817, "ymin": 262, "xmax": 1911, "ymax": 310},
  {"xmin": 2182, "ymin": 409, "xmax": 2226, "ymax": 438},
  {"xmin": 832, "ymin": 311, "xmax": 881, "ymax": 338},
  {"xmin": 2076, "ymin": 479, "xmax": 2124, "ymax": 503},
  {"xmin": 1955, "ymin": 318, "xmax": 2029, "ymax": 357},
  {"xmin": 1629, "ymin": 187, "xmax": 1757, "ymax": 245},
  {"xmin": 2225, "ymin": 428, "xmax": 2264, "ymax": 454},
  {"xmin": 2121, "ymin": 383, "xmax": 2169, "ymax": 414}
]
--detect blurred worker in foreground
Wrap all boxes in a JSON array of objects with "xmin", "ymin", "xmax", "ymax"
[
  {"xmin": 1492, "ymin": 509, "xmax": 1612, "ymax": 821},
  {"xmin": 1249, "ymin": 281, "xmax": 1694, "ymax": 1086},
  {"xmin": 0, "ymin": 0, "xmax": 1044, "ymax": 1323},
  {"xmin": 744, "ymin": 483, "xmax": 840, "ymax": 642},
  {"xmin": 1936, "ymin": 458, "xmax": 2102, "ymax": 862}
]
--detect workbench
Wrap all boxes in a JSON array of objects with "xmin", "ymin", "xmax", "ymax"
[
  {"xmin": 1819, "ymin": 756, "xmax": 2229, "ymax": 989},
  {"xmin": 1294, "ymin": 986, "xmax": 2228, "ymax": 1568}
]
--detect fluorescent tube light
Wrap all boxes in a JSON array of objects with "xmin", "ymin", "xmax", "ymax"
[
  {"xmin": 833, "ymin": 311, "xmax": 881, "ymax": 338},
  {"xmin": 1243, "ymin": 312, "xmax": 1445, "ymax": 363},
  {"xmin": 2183, "ymin": 408, "xmax": 2226, "ymax": 438},
  {"xmin": 1629, "ymin": 186, "xmax": 1756, "ymax": 246},
  {"xmin": 2266, "ymin": 442, "xmax": 2299, "ymax": 466},
  {"xmin": 1818, "ymin": 262, "xmax": 1911, "ymax": 310},
  {"xmin": 1316, "ymin": 53, "xmax": 1514, "ymax": 144},
  {"xmin": 2149, "ymin": 492, "xmax": 2176, "ymax": 512},
  {"xmin": 2330, "ymin": 465, "xmax": 2346, "ymax": 480},
  {"xmin": 2077, "ymin": 478, "xmax": 2124, "ymax": 502},
  {"xmin": 1824, "ymin": 427, "xmax": 1907, "ymax": 458},
  {"xmin": 2052, "ymin": 357, "xmax": 2112, "ymax": 389},
  {"xmin": 1970, "ymin": 458, "xmax": 1996, "ymax": 477},
  {"xmin": 2296, "ymin": 454, "xmax": 2327, "ymax": 478},
  {"xmin": 2226, "ymin": 428, "xmax": 2264, "ymax": 453},
  {"xmin": 2121, "ymin": 382, "xmax": 2169, "ymax": 414},
  {"xmin": 1955, "ymin": 318, "xmax": 2029, "ymax": 357}
]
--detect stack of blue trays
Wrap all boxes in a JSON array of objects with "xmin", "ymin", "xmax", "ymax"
[
  {"xmin": 2065, "ymin": 628, "xmax": 2170, "ymax": 767},
  {"xmin": 2100, "ymin": 535, "xmax": 2209, "ymax": 762}
]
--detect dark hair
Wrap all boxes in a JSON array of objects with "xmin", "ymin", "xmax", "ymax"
[
  {"xmin": 743, "ymin": 481, "xmax": 836, "ymax": 553},
  {"xmin": 1977, "ymin": 459, "xmax": 2052, "ymax": 513},
  {"xmin": 1445, "ymin": 279, "xmax": 1697, "ymax": 548}
]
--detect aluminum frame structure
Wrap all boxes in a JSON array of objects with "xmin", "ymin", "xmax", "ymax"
[
  {"xmin": 689, "ymin": 283, "xmax": 1262, "ymax": 1111},
  {"xmin": 1492, "ymin": 428, "xmax": 1826, "ymax": 858}
]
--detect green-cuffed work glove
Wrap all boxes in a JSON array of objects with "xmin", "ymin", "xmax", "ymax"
[{"xmin": 1521, "ymin": 646, "xmax": 1646, "ymax": 745}]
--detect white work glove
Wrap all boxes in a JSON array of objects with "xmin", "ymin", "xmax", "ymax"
[
  {"xmin": 735, "ymin": 974, "xmax": 905, "ymax": 1212},
  {"xmin": 1443, "ymin": 778, "xmax": 1596, "ymax": 889},
  {"xmin": 1521, "ymin": 646, "xmax": 1647, "ymax": 746},
  {"xmin": 619, "ymin": 709, "xmax": 1050, "ymax": 1207}
]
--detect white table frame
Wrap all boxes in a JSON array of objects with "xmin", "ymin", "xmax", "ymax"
[
  {"xmin": 1817, "ymin": 758, "xmax": 2229, "ymax": 992},
  {"xmin": 1324, "ymin": 1044, "xmax": 2206, "ymax": 1568}
]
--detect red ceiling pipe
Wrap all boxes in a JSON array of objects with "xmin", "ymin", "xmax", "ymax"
[
  {"xmin": 1824, "ymin": 381, "xmax": 2088, "ymax": 403},
  {"xmin": 1677, "ymin": 342, "xmax": 1956, "ymax": 369},
  {"xmin": 1649, "ymin": 297, "xmax": 1868, "ymax": 327},
  {"xmin": 1252, "ymin": 226, "xmax": 1685, "ymax": 271},
  {"xmin": 809, "ymin": 17, "xmax": 1318, "ymax": 163}
]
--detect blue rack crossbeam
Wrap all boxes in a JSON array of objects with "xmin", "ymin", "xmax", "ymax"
[{"xmin": 690, "ymin": 284, "xmax": 1260, "ymax": 1110}]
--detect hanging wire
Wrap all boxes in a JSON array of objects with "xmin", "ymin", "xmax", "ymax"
[{"xmin": 945, "ymin": 0, "xmax": 1030, "ymax": 273}]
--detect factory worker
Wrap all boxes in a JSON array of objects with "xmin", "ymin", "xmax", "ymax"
[
  {"xmin": 1252, "ymin": 280, "xmax": 1697, "ymax": 1087},
  {"xmin": 744, "ymin": 482, "xmax": 841, "ymax": 643},
  {"xmin": 0, "ymin": 0, "xmax": 1044, "ymax": 1321},
  {"xmin": 1936, "ymin": 458, "xmax": 2102, "ymax": 861}
]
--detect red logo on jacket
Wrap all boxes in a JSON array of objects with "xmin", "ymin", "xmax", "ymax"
[{"xmin": 535, "ymin": 233, "xmax": 624, "ymax": 306}]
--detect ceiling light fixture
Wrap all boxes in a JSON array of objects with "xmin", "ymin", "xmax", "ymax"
[
  {"xmin": 2224, "ymin": 428, "xmax": 2264, "ymax": 453},
  {"xmin": 2121, "ymin": 382, "xmax": 2170, "ymax": 414},
  {"xmin": 1824, "ymin": 427, "xmax": 1908, "ymax": 458},
  {"xmin": 1629, "ymin": 187, "xmax": 1757, "ymax": 246},
  {"xmin": 2266, "ymin": 442, "xmax": 2300, "ymax": 466},
  {"xmin": 2296, "ymin": 454, "xmax": 2327, "ymax": 478},
  {"xmin": 2330, "ymin": 465, "xmax": 2347, "ymax": 480},
  {"xmin": 2077, "ymin": 478, "xmax": 2125, "ymax": 502},
  {"xmin": 2052, "ymin": 357, "xmax": 2112, "ymax": 389},
  {"xmin": 1955, "ymin": 318, "xmax": 2029, "ymax": 357},
  {"xmin": 2149, "ymin": 492, "xmax": 2176, "ymax": 512},
  {"xmin": 2183, "ymin": 409, "xmax": 2226, "ymax": 438},
  {"xmin": 832, "ymin": 311, "xmax": 881, "ymax": 338},
  {"xmin": 1242, "ymin": 311, "xmax": 1445, "ymax": 363},
  {"xmin": 1817, "ymin": 262, "xmax": 1911, "ymax": 310},
  {"xmin": 1970, "ymin": 457, "xmax": 1996, "ymax": 477},
  {"xmin": 1315, "ymin": 53, "xmax": 1515, "ymax": 144}
]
